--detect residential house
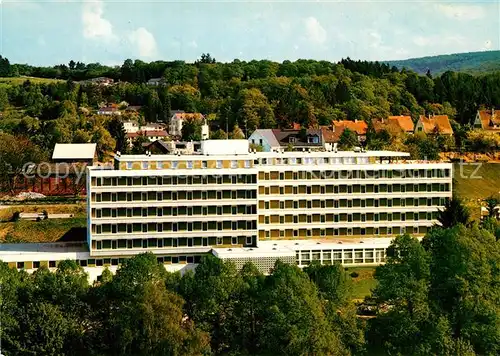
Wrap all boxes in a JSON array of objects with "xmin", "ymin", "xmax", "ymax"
[
  {"xmin": 147, "ymin": 78, "xmax": 163, "ymax": 86},
  {"xmin": 415, "ymin": 115, "xmax": 453, "ymax": 136},
  {"xmin": 320, "ymin": 126, "xmax": 344, "ymax": 151},
  {"xmin": 374, "ymin": 116, "xmax": 414, "ymax": 135},
  {"xmin": 169, "ymin": 112, "xmax": 207, "ymax": 138},
  {"xmin": 81, "ymin": 77, "xmax": 114, "ymax": 86},
  {"xmin": 142, "ymin": 140, "xmax": 200, "ymax": 155},
  {"xmin": 248, "ymin": 129, "xmax": 324, "ymax": 152},
  {"xmin": 332, "ymin": 120, "xmax": 368, "ymax": 142},
  {"xmin": 472, "ymin": 108, "xmax": 500, "ymax": 132},
  {"xmin": 126, "ymin": 130, "xmax": 169, "ymax": 146},
  {"xmin": 97, "ymin": 104, "xmax": 121, "ymax": 116},
  {"xmin": 248, "ymin": 129, "xmax": 282, "ymax": 151},
  {"xmin": 123, "ymin": 120, "xmax": 140, "ymax": 133}
]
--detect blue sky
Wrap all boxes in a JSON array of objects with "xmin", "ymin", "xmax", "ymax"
[{"xmin": 1, "ymin": 0, "xmax": 499, "ymax": 66}]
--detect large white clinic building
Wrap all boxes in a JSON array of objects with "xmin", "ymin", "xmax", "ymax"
[{"xmin": 1, "ymin": 140, "xmax": 452, "ymax": 279}]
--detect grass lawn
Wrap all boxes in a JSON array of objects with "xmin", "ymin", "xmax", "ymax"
[
  {"xmin": 454, "ymin": 163, "xmax": 500, "ymax": 200},
  {"xmin": 0, "ymin": 76, "xmax": 64, "ymax": 85},
  {"xmin": 453, "ymin": 163, "xmax": 500, "ymax": 221},
  {"xmin": 0, "ymin": 203, "xmax": 86, "ymax": 222},
  {"xmin": 346, "ymin": 266, "xmax": 378, "ymax": 300},
  {"xmin": 0, "ymin": 217, "xmax": 87, "ymax": 243}
]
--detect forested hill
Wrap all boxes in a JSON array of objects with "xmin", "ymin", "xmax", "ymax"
[{"xmin": 387, "ymin": 50, "xmax": 500, "ymax": 75}]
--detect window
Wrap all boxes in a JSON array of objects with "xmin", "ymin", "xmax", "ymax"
[
  {"xmin": 142, "ymin": 161, "xmax": 149, "ymax": 169},
  {"xmin": 231, "ymin": 237, "xmax": 238, "ymax": 245},
  {"xmin": 172, "ymin": 161, "xmax": 178, "ymax": 169},
  {"xmin": 231, "ymin": 160, "xmax": 238, "ymax": 168},
  {"xmin": 157, "ymin": 161, "xmax": 163, "ymax": 169},
  {"xmin": 217, "ymin": 237, "xmax": 223, "ymax": 245},
  {"xmin": 187, "ymin": 161, "xmax": 193, "ymax": 169},
  {"xmin": 289, "ymin": 136, "xmax": 296, "ymax": 143},
  {"xmin": 246, "ymin": 236, "xmax": 253, "ymax": 245},
  {"xmin": 33, "ymin": 261, "xmax": 40, "ymax": 268},
  {"xmin": 17, "ymin": 262, "xmax": 24, "ymax": 269},
  {"xmin": 244, "ymin": 160, "xmax": 251, "ymax": 168},
  {"xmin": 202, "ymin": 161, "xmax": 207, "ymax": 169},
  {"xmin": 217, "ymin": 160, "xmax": 223, "ymax": 168},
  {"xmin": 49, "ymin": 261, "xmax": 56, "ymax": 268}
]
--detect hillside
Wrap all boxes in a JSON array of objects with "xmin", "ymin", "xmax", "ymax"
[{"xmin": 387, "ymin": 50, "xmax": 500, "ymax": 76}]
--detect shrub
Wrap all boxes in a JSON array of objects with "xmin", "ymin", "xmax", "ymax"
[
  {"xmin": 350, "ymin": 271, "xmax": 359, "ymax": 278},
  {"xmin": 10, "ymin": 211, "xmax": 20, "ymax": 222}
]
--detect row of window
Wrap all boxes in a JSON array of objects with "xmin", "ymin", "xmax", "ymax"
[
  {"xmin": 92, "ymin": 220, "xmax": 258, "ymax": 234},
  {"xmin": 126, "ymin": 159, "xmax": 253, "ymax": 170},
  {"xmin": 260, "ymin": 211, "xmax": 440, "ymax": 224},
  {"xmin": 259, "ymin": 168, "xmax": 451, "ymax": 180},
  {"xmin": 91, "ymin": 189, "xmax": 257, "ymax": 203},
  {"xmin": 260, "ymin": 225, "xmax": 427, "ymax": 239},
  {"xmin": 297, "ymin": 248, "xmax": 387, "ymax": 265},
  {"xmin": 92, "ymin": 174, "xmax": 257, "ymax": 187},
  {"xmin": 92, "ymin": 205, "xmax": 257, "ymax": 219},
  {"xmin": 259, "ymin": 183, "xmax": 451, "ymax": 195},
  {"xmin": 91, "ymin": 236, "xmax": 255, "ymax": 250},
  {"xmin": 15, "ymin": 255, "xmax": 206, "ymax": 270},
  {"xmin": 260, "ymin": 197, "xmax": 448, "ymax": 210}
]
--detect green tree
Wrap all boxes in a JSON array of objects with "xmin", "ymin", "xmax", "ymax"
[
  {"xmin": 72, "ymin": 129, "xmax": 91, "ymax": 143},
  {"xmin": 437, "ymin": 196, "xmax": 470, "ymax": 228},
  {"xmin": 423, "ymin": 225, "xmax": 500, "ymax": 355},
  {"xmin": 181, "ymin": 115, "xmax": 202, "ymax": 141},
  {"xmin": 230, "ymin": 124, "xmax": 245, "ymax": 139},
  {"xmin": 0, "ymin": 87, "xmax": 9, "ymax": 111},
  {"xmin": 484, "ymin": 194, "xmax": 499, "ymax": 218},
  {"xmin": 338, "ymin": 128, "xmax": 358, "ymax": 150},
  {"xmin": 209, "ymin": 129, "xmax": 228, "ymax": 139},
  {"xmin": 368, "ymin": 235, "xmax": 433, "ymax": 355},
  {"xmin": 0, "ymin": 133, "xmax": 45, "ymax": 193},
  {"xmin": 107, "ymin": 116, "xmax": 127, "ymax": 153},
  {"xmin": 236, "ymin": 88, "xmax": 275, "ymax": 132},
  {"xmin": 178, "ymin": 255, "xmax": 242, "ymax": 354},
  {"xmin": 258, "ymin": 261, "xmax": 348, "ymax": 356},
  {"xmin": 92, "ymin": 126, "xmax": 116, "ymax": 160}
]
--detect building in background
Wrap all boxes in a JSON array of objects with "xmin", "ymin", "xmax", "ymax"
[
  {"xmin": 415, "ymin": 115, "xmax": 453, "ymax": 136},
  {"xmin": 472, "ymin": 108, "xmax": 500, "ymax": 133},
  {"xmin": 2, "ymin": 140, "xmax": 452, "ymax": 279}
]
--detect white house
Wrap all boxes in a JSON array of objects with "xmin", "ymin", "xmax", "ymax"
[{"xmin": 169, "ymin": 112, "xmax": 207, "ymax": 138}]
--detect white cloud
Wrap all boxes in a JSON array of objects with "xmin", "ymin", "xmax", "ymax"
[
  {"xmin": 435, "ymin": 4, "xmax": 485, "ymax": 21},
  {"xmin": 82, "ymin": 0, "xmax": 116, "ymax": 41},
  {"xmin": 128, "ymin": 27, "xmax": 158, "ymax": 59},
  {"xmin": 304, "ymin": 16, "xmax": 327, "ymax": 45}
]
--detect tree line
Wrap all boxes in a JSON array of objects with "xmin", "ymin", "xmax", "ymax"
[
  {"xmin": 1, "ymin": 54, "xmax": 500, "ymax": 162},
  {"xmin": 0, "ymin": 217, "xmax": 499, "ymax": 355}
]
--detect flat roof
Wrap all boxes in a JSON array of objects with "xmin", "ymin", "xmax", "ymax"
[
  {"xmin": 52, "ymin": 143, "xmax": 96, "ymax": 160},
  {"xmin": 212, "ymin": 237, "xmax": 400, "ymax": 259},
  {"xmin": 114, "ymin": 150, "xmax": 411, "ymax": 161}
]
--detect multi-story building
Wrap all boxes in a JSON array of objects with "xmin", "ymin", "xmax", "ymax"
[
  {"xmin": 86, "ymin": 139, "xmax": 452, "ymax": 258},
  {"xmin": 0, "ymin": 140, "xmax": 452, "ymax": 280}
]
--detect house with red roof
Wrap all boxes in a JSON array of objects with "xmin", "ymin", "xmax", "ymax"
[
  {"xmin": 472, "ymin": 108, "xmax": 500, "ymax": 133},
  {"xmin": 331, "ymin": 120, "xmax": 368, "ymax": 142},
  {"xmin": 415, "ymin": 115, "xmax": 453, "ymax": 136}
]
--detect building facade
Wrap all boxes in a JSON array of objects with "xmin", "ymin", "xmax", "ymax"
[
  {"xmin": 2, "ymin": 140, "xmax": 452, "ymax": 280},
  {"xmin": 86, "ymin": 140, "xmax": 452, "ymax": 258}
]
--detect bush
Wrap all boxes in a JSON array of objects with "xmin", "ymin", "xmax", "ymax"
[
  {"xmin": 350, "ymin": 271, "xmax": 359, "ymax": 278},
  {"xmin": 10, "ymin": 211, "xmax": 20, "ymax": 222}
]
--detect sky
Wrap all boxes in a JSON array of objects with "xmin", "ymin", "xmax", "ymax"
[{"xmin": 1, "ymin": 0, "xmax": 499, "ymax": 66}]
